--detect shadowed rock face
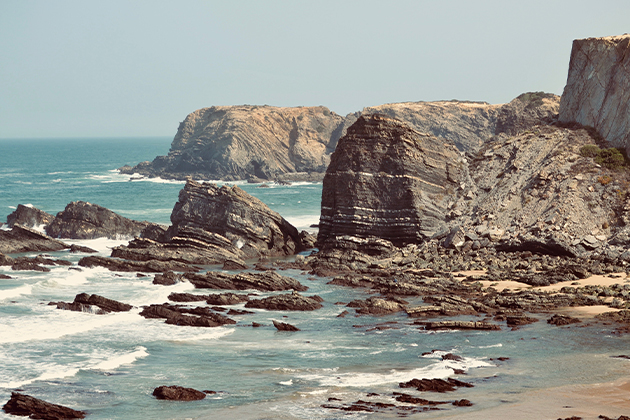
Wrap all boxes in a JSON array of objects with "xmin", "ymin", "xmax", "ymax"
[
  {"xmin": 559, "ymin": 35, "xmax": 630, "ymax": 152},
  {"xmin": 2, "ymin": 392, "xmax": 86, "ymax": 419},
  {"xmin": 45, "ymin": 201, "xmax": 149, "ymax": 239},
  {"xmin": 318, "ymin": 114, "xmax": 467, "ymax": 248},
  {"xmin": 7, "ymin": 204, "xmax": 54, "ymax": 229}
]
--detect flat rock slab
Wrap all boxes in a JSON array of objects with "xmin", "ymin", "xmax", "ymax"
[
  {"xmin": 245, "ymin": 291, "xmax": 323, "ymax": 311},
  {"xmin": 2, "ymin": 392, "xmax": 86, "ymax": 419}
]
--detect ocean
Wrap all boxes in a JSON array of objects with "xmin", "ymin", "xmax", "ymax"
[{"xmin": 1, "ymin": 138, "xmax": 629, "ymax": 419}]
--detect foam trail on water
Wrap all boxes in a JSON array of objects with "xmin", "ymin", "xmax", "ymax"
[
  {"xmin": 0, "ymin": 284, "xmax": 33, "ymax": 300},
  {"xmin": 92, "ymin": 346, "xmax": 149, "ymax": 371}
]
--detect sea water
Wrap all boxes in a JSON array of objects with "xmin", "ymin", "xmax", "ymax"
[{"xmin": 1, "ymin": 138, "xmax": 630, "ymax": 419}]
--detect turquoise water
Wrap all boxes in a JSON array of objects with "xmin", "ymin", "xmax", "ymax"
[{"xmin": 1, "ymin": 138, "xmax": 630, "ymax": 419}]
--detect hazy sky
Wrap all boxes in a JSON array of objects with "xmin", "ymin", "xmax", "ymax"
[{"xmin": 1, "ymin": 0, "xmax": 628, "ymax": 138}]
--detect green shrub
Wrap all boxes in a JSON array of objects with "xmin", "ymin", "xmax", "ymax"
[
  {"xmin": 580, "ymin": 144, "xmax": 601, "ymax": 158},
  {"xmin": 595, "ymin": 148, "xmax": 626, "ymax": 170}
]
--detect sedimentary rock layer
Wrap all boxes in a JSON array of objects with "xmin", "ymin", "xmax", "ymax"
[
  {"xmin": 559, "ymin": 35, "xmax": 630, "ymax": 152},
  {"xmin": 318, "ymin": 114, "xmax": 467, "ymax": 247}
]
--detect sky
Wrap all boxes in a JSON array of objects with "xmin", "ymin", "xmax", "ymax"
[{"xmin": 1, "ymin": 0, "xmax": 629, "ymax": 138}]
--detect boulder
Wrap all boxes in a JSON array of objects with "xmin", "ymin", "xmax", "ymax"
[
  {"xmin": 245, "ymin": 291, "xmax": 323, "ymax": 311},
  {"xmin": 559, "ymin": 35, "xmax": 630, "ymax": 153},
  {"xmin": 0, "ymin": 225, "xmax": 69, "ymax": 254},
  {"xmin": 205, "ymin": 293, "xmax": 250, "ymax": 305},
  {"xmin": 548, "ymin": 314, "xmax": 581, "ymax": 326},
  {"xmin": 140, "ymin": 303, "xmax": 235, "ymax": 327},
  {"xmin": 185, "ymin": 270, "xmax": 307, "ymax": 292},
  {"xmin": 347, "ymin": 296, "xmax": 406, "ymax": 316},
  {"xmin": 152, "ymin": 385, "xmax": 206, "ymax": 401},
  {"xmin": 55, "ymin": 293, "xmax": 132, "ymax": 314},
  {"xmin": 153, "ymin": 271, "xmax": 182, "ymax": 285},
  {"xmin": 45, "ymin": 201, "xmax": 150, "ymax": 239},
  {"xmin": 6, "ymin": 204, "xmax": 54, "ymax": 228},
  {"xmin": 272, "ymin": 320, "xmax": 300, "ymax": 331},
  {"xmin": 2, "ymin": 392, "xmax": 86, "ymax": 419},
  {"xmin": 399, "ymin": 378, "xmax": 474, "ymax": 393},
  {"xmin": 318, "ymin": 114, "xmax": 467, "ymax": 249}
]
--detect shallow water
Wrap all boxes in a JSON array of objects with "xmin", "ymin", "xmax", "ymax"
[{"xmin": 1, "ymin": 138, "xmax": 629, "ymax": 419}]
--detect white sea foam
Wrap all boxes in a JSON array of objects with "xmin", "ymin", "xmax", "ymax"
[
  {"xmin": 478, "ymin": 343, "xmax": 503, "ymax": 349},
  {"xmin": 284, "ymin": 215, "xmax": 320, "ymax": 230},
  {"xmin": 279, "ymin": 379, "xmax": 293, "ymax": 386},
  {"xmin": 300, "ymin": 356, "xmax": 491, "ymax": 387},
  {"xmin": 0, "ymin": 284, "xmax": 33, "ymax": 300},
  {"xmin": 68, "ymin": 237, "xmax": 129, "ymax": 254},
  {"xmin": 92, "ymin": 346, "xmax": 149, "ymax": 371}
]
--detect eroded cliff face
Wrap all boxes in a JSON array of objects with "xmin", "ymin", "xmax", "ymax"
[
  {"xmin": 124, "ymin": 105, "xmax": 346, "ymax": 181},
  {"xmin": 121, "ymin": 94, "xmax": 558, "ymax": 182},
  {"xmin": 559, "ymin": 35, "xmax": 630, "ymax": 151},
  {"xmin": 318, "ymin": 114, "xmax": 468, "ymax": 249}
]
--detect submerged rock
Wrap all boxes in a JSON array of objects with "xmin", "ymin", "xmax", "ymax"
[
  {"xmin": 45, "ymin": 201, "xmax": 150, "ymax": 239},
  {"xmin": 2, "ymin": 392, "xmax": 86, "ymax": 419},
  {"xmin": 152, "ymin": 385, "xmax": 206, "ymax": 401}
]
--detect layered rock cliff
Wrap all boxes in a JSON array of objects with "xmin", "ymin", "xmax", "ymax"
[
  {"xmin": 559, "ymin": 35, "xmax": 630, "ymax": 152},
  {"xmin": 121, "ymin": 95, "xmax": 559, "ymax": 182},
  {"xmin": 121, "ymin": 105, "xmax": 347, "ymax": 181},
  {"xmin": 111, "ymin": 179, "xmax": 312, "ymax": 266},
  {"xmin": 318, "ymin": 114, "xmax": 469, "ymax": 249}
]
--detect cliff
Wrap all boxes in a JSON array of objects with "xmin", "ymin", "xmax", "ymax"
[
  {"xmin": 318, "ymin": 114, "xmax": 468, "ymax": 249},
  {"xmin": 559, "ymin": 35, "xmax": 630, "ymax": 152},
  {"xmin": 121, "ymin": 105, "xmax": 347, "ymax": 181},
  {"xmin": 121, "ymin": 95, "xmax": 558, "ymax": 182}
]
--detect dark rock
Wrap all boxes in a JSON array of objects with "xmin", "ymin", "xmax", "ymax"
[
  {"xmin": 78, "ymin": 255, "xmax": 198, "ymax": 273},
  {"xmin": 318, "ymin": 114, "xmax": 467, "ymax": 248},
  {"xmin": 422, "ymin": 321, "xmax": 501, "ymax": 331},
  {"xmin": 7, "ymin": 204, "xmax": 54, "ymax": 228},
  {"xmin": 46, "ymin": 201, "xmax": 150, "ymax": 239},
  {"xmin": 272, "ymin": 320, "xmax": 300, "ymax": 331},
  {"xmin": 205, "ymin": 293, "xmax": 250, "ymax": 305},
  {"xmin": 393, "ymin": 392, "xmax": 447, "ymax": 405},
  {"xmin": 245, "ymin": 291, "xmax": 323, "ymax": 311},
  {"xmin": 442, "ymin": 353, "xmax": 463, "ymax": 361},
  {"xmin": 69, "ymin": 244, "xmax": 98, "ymax": 253},
  {"xmin": 152, "ymin": 385, "xmax": 206, "ymax": 401},
  {"xmin": 2, "ymin": 392, "xmax": 86, "ymax": 419},
  {"xmin": 139, "ymin": 223, "xmax": 167, "ymax": 241},
  {"xmin": 347, "ymin": 296, "xmax": 405, "ymax": 316},
  {"xmin": 140, "ymin": 303, "xmax": 235, "ymax": 327},
  {"xmin": 0, "ymin": 225, "xmax": 69, "ymax": 254},
  {"xmin": 399, "ymin": 378, "xmax": 474, "ymax": 392},
  {"xmin": 226, "ymin": 308, "xmax": 254, "ymax": 315},
  {"xmin": 222, "ymin": 260, "xmax": 248, "ymax": 270},
  {"xmin": 548, "ymin": 314, "xmax": 581, "ymax": 326},
  {"xmin": 168, "ymin": 292, "xmax": 209, "ymax": 303},
  {"xmin": 252, "ymin": 322, "xmax": 263, "ymax": 327},
  {"xmin": 186, "ymin": 270, "xmax": 307, "ymax": 292},
  {"xmin": 0, "ymin": 274, "xmax": 12, "ymax": 279},
  {"xmin": 153, "ymin": 271, "xmax": 182, "ymax": 285},
  {"xmin": 506, "ymin": 315, "xmax": 538, "ymax": 327},
  {"xmin": 56, "ymin": 293, "xmax": 132, "ymax": 314},
  {"xmin": 452, "ymin": 399, "xmax": 473, "ymax": 407}
]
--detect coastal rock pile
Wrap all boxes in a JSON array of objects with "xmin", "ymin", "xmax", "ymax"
[
  {"xmin": 559, "ymin": 35, "xmax": 630, "ymax": 153},
  {"xmin": 45, "ymin": 201, "xmax": 150, "ymax": 239},
  {"xmin": 2, "ymin": 392, "xmax": 86, "ymax": 419},
  {"xmin": 0, "ymin": 225, "xmax": 68, "ymax": 254},
  {"xmin": 318, "ymin": 114, "xmax": 468, "ymax": 251},
  {"xmin": 110, "ymin": 179, "xmax": 311, "ymax": 267},
  {"xmin": 6, "ymin": 204, "xmax": 54, "ymax": 228}
]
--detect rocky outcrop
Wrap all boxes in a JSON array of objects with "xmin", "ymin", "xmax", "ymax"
[
  {"xmin": 45, "ymin": 201, "xmax": 150, "ymax": 239},
  {"xmin": 120, "ymin": 94, "xmax": 559, "ymax": 182},
  {"xmin": 244, "ymin": 291, "xmax": 323, "ymax": 311},
  {"xmin": 363, "ymin": 100, "xmax": 501, "ymax": 152},
  {"xmin": 185, "ymin": 270, "xmax": 307, "ymax": 292},
  {"xmin": 559, "ymin": 35, "xmax": 630, "ymax": 152},
  {"xmin": 399, "ymin": 378, "xmax": 474, "ymax": 392},
  {"xmin": 111, "ymin": 179, "xmax": 312, "ymax": 266},
  {"xmin": 77, "ymin": 255, "xmax": 198, "ymax": 273},
  {"xmin": 55, "ymin": 293, "xmax": 133, "ymax": 314},
  {"xmin": 6, "ymin": 204, "xmax": 54, "ymax": 228},
  {"xmin": 152, "ymin": 385, "xmax": 206, "ymax": 401},
  {"xmin": 120, "ymin": 105, "xmax": 347, "ymax": 181},
  {"xmin": 140, "ymin": 303, "xmax": 236, "ymax": 327},
  {"xmin": 2, "ymin": 392, "xmax": 86, "ymax": 419},
  {"xmin": 318, "ymin": 114, "xmax": 468, "ymax": 250},
  {"xmin": 0, "ymin": 225, "xmax": 69, "ymax": 254},
  {"xmin": 495, "ymin": 92, "xmax": 560, "ymax": 135},
  {"xmin": 272, "ymin": 320, "xmax": 300, "ymax": 331}
]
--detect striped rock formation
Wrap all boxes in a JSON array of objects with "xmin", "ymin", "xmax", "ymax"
[{"xmin": 317, "ymin": 114, "xmax": 468, "ymax": 249}]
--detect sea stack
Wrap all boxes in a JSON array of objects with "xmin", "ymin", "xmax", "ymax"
[
  {"xmin": 318, "ymin": 114, "xmax": 467, "ymax": 249},
  {"xmin": 559, "ymin": 34, "xmax": 630, "ymax": 151}
]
